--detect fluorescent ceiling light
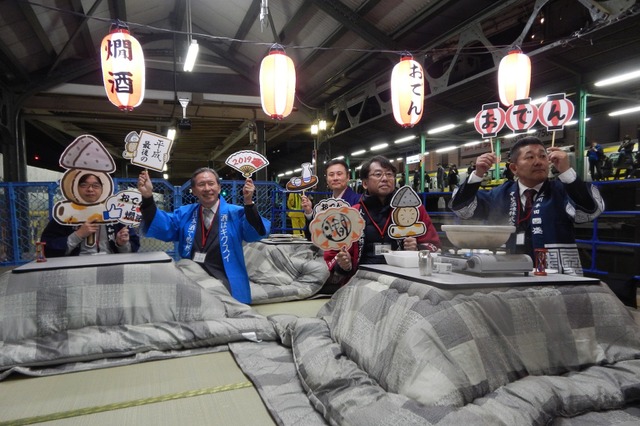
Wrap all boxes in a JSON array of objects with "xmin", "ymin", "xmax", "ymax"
[
  {"xmin": 608, "ymin": 105, "xmax": 640, "ymax": 117},
  {"xmin": 565, "ymin": 117, "xmax": 591, "ymax": 126},
  {"xmin": 351, "ymin": 149, "xmax": 366, "ymax": 156},
  {"xmin": 370, "ymin": 143, "xmax": 388, "ymax": 151},
  {"xmin": 166, "ymin": 128, "xmax": 176, "ymax": 141},
  {"xmin": 389, "ymin": 159, "xmax": 394, "ymax": 162},
  {"xmin": 595, "ymin": 69, "xmax": 640, "ymax": 87},
  {"xmin": 355, "ymin": 165, "xmax": 362, "ymax": 170},
  {"xmin": 294, "ymin": 168, "xmax": 302, "ymax": 172},
  {"xmin": 394, "ymin": 135, "xmax": 416, "ymax": 144},
  {"xmin": 285, "ymin": 170, "xmax": 293, "ymax": 175},
  {"xmin": 333, "ymin": 155, "xmax": 344, "ymax": 160},
  {"xmin": 396, "ymin": 157, "xmax": 403, "ymax": 161},
  {"xmin": 531, "ymin": 96, "xmax": 547, "ymax": 105},
  {"xmin": 427, "ymin": 124, "xmax": 455, "ymax": 134},
  {"xmin": 527, "ymin": 128, "xmax": 537, "ymax": 134},
  {"xmin": 464, "ymin": 141, "xmax": 481, "ymax": 146},
  {"xmin": 435, "ymin": 146, "xmax": 456, "ymax": 153},
  {"xmin": 277, "ymin": 173, "xmax": 284, "ymax": 177},
  {"xmin": 183, "ymin": 40, "xmax": 199, "ymax": 72},
  {"xmin": 504, "ymin": 133, "xmax": 518, "ymax": 139},
  {"xmin": 163, "ymin": 173, "xmax": 169, "ymax": 180},
  {"xmin": 465, "ymin": 117, "xmax": 475, "ymax": 123}
]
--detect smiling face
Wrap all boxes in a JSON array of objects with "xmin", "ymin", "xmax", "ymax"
[
  {"xmin": 362, "ymin": 161, "xmax": 396, "ymax": 200},
  {"xmin": 510, "ymin": 144, "xmax": 549, "ymax": 187},
  {"xmin": 325, "ymin": 163, "xmax": 349, "ymax": 194},
  {"xmin": 77, "ymin": 174, "xmax": 104, "ymax": 204},
  {"xmin": 191, "ymin": 171, "xmax": 220, "ymax": 208}
]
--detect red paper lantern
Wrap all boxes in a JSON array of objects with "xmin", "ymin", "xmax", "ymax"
[
  {"xmin": 498, "ymin": 48, "xmax": 531, "ymax": 107},
  {"xmin": 391, "ymin": 54, "xmax": 424, "ymax": 127},
  {"xmin": 260, "ymin": 45, "xmax": 296, "ymax": 120},
  {"xmin": 101, "ymin": 24, "xmax": 145, "ymax": 111}
]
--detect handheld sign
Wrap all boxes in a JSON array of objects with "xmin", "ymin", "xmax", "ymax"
[
  {"xmin": 104, "ymin": 189, "xmax": 143, "ymax": 227},
  {"xmin": 286, "ymin": 162, "xmax": 318, "ymax": 192},
  {"xmin": 474, "ymin": 102, "xmax": 506, "ymax": 138},
  {"xmin": 388, "ymin": 186, "xmax": 427, "ymax": 239},
  {"xmin": 123, "ymin": 130, "xmax": 173, "ymax": 172},
  {"xmin": 537, "ymin": 93, "xmax": 574, "ymax": 131},
  {"xmin": 309, "ymin": 200, "xmax": 365, "ymax": 251},
  {"xmin": 505, "ymin": 98, "xmax": 538, "ymax": 134},
  {"xmin": 225, "ymin": 150, "xmax": 269, "ymax": 177}
]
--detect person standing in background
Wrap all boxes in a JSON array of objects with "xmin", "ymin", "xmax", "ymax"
[
  {"xmin": 287, "ymin": 192, "xmax": 306, "ymax": 236},
  {"xmin": 447, "ymin": 164, "xmax": 459, "ymax": 192},
  {"xmin": 436, "ymin": 163, "xmax": 445, "ymax": 191},
  {"xmin": 586, "ymin": 140, "xmax": 604, "ymax": 181},
  {"xmin": 615, "ymin": 135, "xmax": 635, "ymax": 179}
]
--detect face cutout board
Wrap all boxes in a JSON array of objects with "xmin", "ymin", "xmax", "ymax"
[
  {"xmin": 123, "ymin": 130, "xmax": 173, "ymax": 172},
  {"xmin": 309, "ymin": 198, "xmax": 364, "ymax": 251},
  {"xmin": 388, "ymin": 186, "xmax": 427, "ymax": 239},
  {"xmin": 225, "ymin": 150, "xmax": 269, "ymax": 177},
  {"xmin": 53, "ymin": 134, "xmax": 142, "ymax": 228}
]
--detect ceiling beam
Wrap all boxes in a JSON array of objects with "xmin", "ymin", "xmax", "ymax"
[{"xmin": 309, "ymin": 0, "xmax": 396, "ymax": 49}]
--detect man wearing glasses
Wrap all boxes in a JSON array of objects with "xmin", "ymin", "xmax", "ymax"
[
  {"xmin": 41, "ymin": 173, "xmax": 140, "ymax": 256},
  {"xmin": 325, "ymin": 155, "xmax": 440, "ymax": 285}
]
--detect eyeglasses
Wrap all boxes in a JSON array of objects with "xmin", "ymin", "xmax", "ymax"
[
  {"xmin": 368, "ymin": 171, "xmax": 395, "ymax": 180},
  {"xmin": 79, "ymin": 183, "xmax": 102, "ymax": 190}
]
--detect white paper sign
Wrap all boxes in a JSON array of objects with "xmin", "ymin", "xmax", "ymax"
[{"xmin": 123, "ymin": 130, "xmax": 173, "ymax": 172}]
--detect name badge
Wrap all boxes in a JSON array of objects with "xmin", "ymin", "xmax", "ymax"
[
  {"xmin": 516, "ymin": 232, "xmax": 525, "ymax": 245},
  {"xmin": 374, "ymin": 243, "xmax": 392, "ymax": 255},
  {"xmin": 193, "ymin": 252, "xmax": 206, "ymax": 263}
]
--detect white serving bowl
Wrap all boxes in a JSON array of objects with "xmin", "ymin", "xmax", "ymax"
[
  {"xmin": 383, "ymin": 251, "xmax": 419, "ymax": 268},
  {"xmin": 441, "ymin": 225, "xmax": 516, "ymax": 250}
]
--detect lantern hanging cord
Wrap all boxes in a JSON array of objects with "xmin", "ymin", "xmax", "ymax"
[{"xmin": 26, "ymin": 0, "xmax": 640, "ymax": 58}]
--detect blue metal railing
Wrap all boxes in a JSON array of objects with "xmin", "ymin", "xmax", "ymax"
[{"xmin": 1, "ymin": 179, "xmax": 638, "ymax": 285}]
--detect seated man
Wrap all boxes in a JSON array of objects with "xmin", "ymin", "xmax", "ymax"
[
  {"xmin": 300, "ymin": 158, "xmax": 361, "ymax": 240},
  {"xmin": 326, "ymin": 155, "xmax": 441, "ymax": 286},
  {"xmin": 450, "ymin": 137, "xmax": 604, "ymax": 275},
  {"xmin": 41, "ymin": 173, "xmax": 140, "ymax": 257},
  {"xmin": 137, "ymin": 168, "xmax": 270, "ymax": 304}
]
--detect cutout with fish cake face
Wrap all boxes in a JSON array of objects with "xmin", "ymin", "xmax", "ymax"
[{"xmin": 388, "ymin": 185, "xmax": 427, "ymax": 239}]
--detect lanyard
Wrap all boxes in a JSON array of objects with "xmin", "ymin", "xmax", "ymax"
[
  {"xmin": 360, "ymin": 201, "xmax": 391, "ymax": 238},
  {"xmin": 200, "ymin": 205, "xmax": 216, "ymax": 247}
]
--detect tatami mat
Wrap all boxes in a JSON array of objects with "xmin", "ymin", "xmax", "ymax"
[{"xmin": 0, "ymin": 352, "xmax": 275, "ymax": 426}]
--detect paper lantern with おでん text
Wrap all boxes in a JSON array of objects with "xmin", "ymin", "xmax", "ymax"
[
  {"xmin": 101, "ymin": 26, "xmax": 145, "ymax": 111},
  {"xmin": 260, "ymin": 45, "xmax": 296, "ymax": 120},
  {"xmin": 391, "ymin": 55, "xmax": 425, "ymax": 127},
  {"xmin": 498, "ymin": 49, "xmax": 531, "ymax": 107}
]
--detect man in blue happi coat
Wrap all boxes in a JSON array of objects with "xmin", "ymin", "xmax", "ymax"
[
  {"xmin": 138, "ymin": 168, "xmax": 270, "ymax": 303},
  {"xmin": 449, "ymin": 137, "xmax": 604, "ymax": 275}
]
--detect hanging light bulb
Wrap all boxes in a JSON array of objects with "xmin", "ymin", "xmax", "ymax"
[
  {"xmin": 391, "ymin": 53, "xmax": 425, "ymax": 127},
  {"xmin": 498, "ymin": 48, "xmax": 531, "ymax": 107},
  {"xmin": 100, "ymin": 21, "xmax": 145, "ymax": 111},
  {"xmin": 259, "ymin": 44, "xmax": 296, "ymax": 120}
]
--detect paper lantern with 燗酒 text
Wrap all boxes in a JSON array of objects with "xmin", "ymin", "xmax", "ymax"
[
  {"xmin": 260, "ymin": 45, "xmax": 296, "ymax": 120},
  {"xmin": 498, "ymin": 49, "xmax": 530, "ymax": 107},
  {"xmin": 391, "ymin": 55, "xmax": 424, "ymax": 127},
  {"xmin": 101, "ymin": 26, "xmax": 145, "ymax": 111}
]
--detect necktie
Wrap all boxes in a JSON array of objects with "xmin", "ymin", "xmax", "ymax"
[
  {"xmin": 523, "ymin": 188, "xmax": 536, "ymax": 219},
  {"xmin": 203, "ymin": 208, "xmax": 214, "ymax": 229}
]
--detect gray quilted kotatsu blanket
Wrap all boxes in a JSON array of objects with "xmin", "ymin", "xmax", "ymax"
[
  {"xmin": 244, "ymin": 242, "xmax": 329, "ymax": 304},
  {"xmin": 256, "ymin": 269, "xmax": 640, "ymax": 425},
  {"xmin": 0, "ymin": 259, "xmax": 277, "ymax": 380}
]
